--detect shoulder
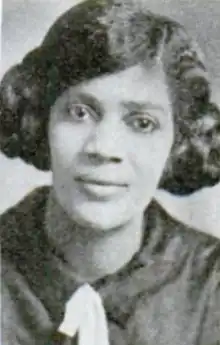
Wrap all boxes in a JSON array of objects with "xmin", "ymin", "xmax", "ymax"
[
  {"xmin": 146, "ymin": 199, "xmax": 220, "ymax": 279},
  {"xmin": 1, "ymin": 186, "xmax": 54, "ymax": 345},
  {"xmin": 141, "ymin": 200, "xmax": 220, "ymax": 342},
  {"xmin": 1, "ymin": 185, "xmax": 50, "ymax": 247},
  {"xmin": 1, "ymin": 185, "xmax": 51, "ymax": 276},
  {"xmin": 1, "ymin": 185, "xmax": 50, "ymax": 224},
  {"xmin": 148, "ymin": 198, "xmax": 220, "ymax": 250}
]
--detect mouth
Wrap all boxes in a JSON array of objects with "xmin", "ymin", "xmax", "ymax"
[
  {"xmin": 75, "ymin": 176, "xmax": 128, "ymax": 187},
  {"xmin": 75, "ymin": 176, "xmax": 128, "ymax": 199}
]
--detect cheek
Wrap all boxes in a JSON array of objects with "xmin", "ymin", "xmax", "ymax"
[
  {"xmin": 135, "ymin": 152, "xmax": 165, "ymax": 186},
  {"xmin": 49, "ymin": 123, "xmax": 89, "ymax": 167},
  {"xmin": 130, "ymin": 130, "xmax": 174, "ymax": 187}
]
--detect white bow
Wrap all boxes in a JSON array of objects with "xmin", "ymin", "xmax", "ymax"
[{"xmin": 58, "ymin": 284, "xmax": 110, "ymax": 345}]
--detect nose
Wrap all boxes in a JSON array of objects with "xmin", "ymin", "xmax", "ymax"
[{"xmin": 83, "ymin": 119, "xmax": 123, "ymax": 164}]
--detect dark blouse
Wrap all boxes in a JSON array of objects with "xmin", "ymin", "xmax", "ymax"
[{"xmin": 1, "ymin": 186, "xmax": 220, "ymax": 345}]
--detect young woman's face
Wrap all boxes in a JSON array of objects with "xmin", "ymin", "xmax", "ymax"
[{"xmin": 49, "ymin": 64, "xmax": 174, "ymax": 231}]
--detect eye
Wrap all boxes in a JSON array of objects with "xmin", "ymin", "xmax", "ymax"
[
  {"xmin": 126, "ymin": 113, "xmax": 159, "ymax": 133},
  {"xmin": 67, "ymin": 104, "xmax": 98, "ymax": 122}
]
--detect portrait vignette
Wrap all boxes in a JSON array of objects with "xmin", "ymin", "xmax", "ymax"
[{"xmin": 1, "ymin": 1, "xmax": 220, "ymax": 345}]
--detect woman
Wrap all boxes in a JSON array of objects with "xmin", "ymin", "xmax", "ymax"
[{"xmin": 1, "ymin": 0, "xmax": 220, "ymax": 344}]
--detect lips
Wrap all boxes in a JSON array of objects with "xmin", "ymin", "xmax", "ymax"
[
  {"xmin": 75, "ymin": 175, "xmax": 128, "ymax": 199},
  {"xmin": 75, "ymin": 176, "xmax": 127, "ymax": 186}
]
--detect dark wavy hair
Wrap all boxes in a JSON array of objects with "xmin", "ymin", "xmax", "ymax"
[{"xmin": 0, "ymin": 0, "xmax": 220, "ymax": 195}]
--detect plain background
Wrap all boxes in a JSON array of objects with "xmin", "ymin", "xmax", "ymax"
[{"xmin": 1, "ymin": 0, "xmax": 220, "ymax": 237}]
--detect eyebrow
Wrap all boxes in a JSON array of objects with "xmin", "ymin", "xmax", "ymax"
[
  {"xmin": 121, "ymin": 101, "xmax": 166, "ymax": 113},
  {"xmin": 69, "ymin": 92, "xmax": 166, "ymax": 116},
  {"xmin": 68, "ymin": 92, "xmax": 103, "ymax": 114}
]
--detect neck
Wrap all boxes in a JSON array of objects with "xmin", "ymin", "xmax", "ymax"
[{"xmin": 45, "ymin": 189, "xmax": 146, "ymax": 283}]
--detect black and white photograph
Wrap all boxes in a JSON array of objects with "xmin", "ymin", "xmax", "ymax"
[{"xmin": 1, "ymin": 1, "xmax": 220, "ymax": 344}]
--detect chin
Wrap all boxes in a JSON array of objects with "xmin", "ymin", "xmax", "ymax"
[{"xmin": 67, "ymin": 200, "xmax": 133, "ymax": 233}]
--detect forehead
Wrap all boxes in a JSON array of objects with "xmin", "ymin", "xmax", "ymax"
[{"xmin": 60, "ymin": 64, "xmax": 171, "ymax": 111}]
